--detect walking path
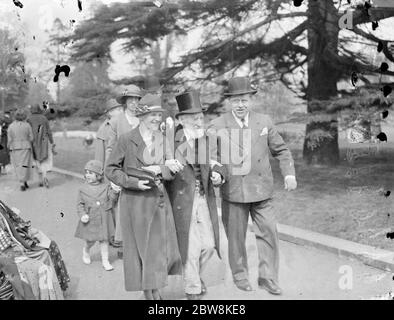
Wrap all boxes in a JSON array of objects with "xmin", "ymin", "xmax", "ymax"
[{"xmin": 0, "ymin": 171, "xmax": 392, "ymax": 299}]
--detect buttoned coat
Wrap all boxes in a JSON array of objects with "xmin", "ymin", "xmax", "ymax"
[
  {"xmin": 165, "ymin": 129, "xmax": 225, "ymax": 264},
  {"xmin": 27, "ymin": 113, "xmax": 54, "ymax": 162},
  {"xmin": 209, "ymin": 111, "xmax": 295, "ymax": 203},
  {"xmin": 105, "ymin": 127, "xmax": 182, "ymax": 291}
]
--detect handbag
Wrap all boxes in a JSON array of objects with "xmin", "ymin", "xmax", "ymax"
[{"xmin": 126, "ymin": 167, "xmax": 159, "ymax": 188}]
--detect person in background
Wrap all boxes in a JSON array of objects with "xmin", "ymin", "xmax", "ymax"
[
  {"xmin": 106, "ymin": 84, "xmax": 143, "ymax": 255},
  {"xmin": 7, "ymin": 109, "xmax": 34, "ymax": 191},
  {"xmin": 0, "ymin": 107, "xmax": 14, "ymax": 175},
  {"xmin": 27, "ymin": 104, "xmax": 56, "ymax": 188},
  {"xmin": 74, "ymin": 160, "xmax": 119, "ymax": 271},
  {"xmin": 94, "ymin": 98, "xmax": 123, "ymax": 166},
  {"xmin": 105, "ymin": 94, "xmax": 183, "ymax": 300}
]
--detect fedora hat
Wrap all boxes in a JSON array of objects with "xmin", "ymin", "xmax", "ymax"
[
  {"xmin": 143, "ymin": 75, "xmax": 164, "ymax": 94},
  {"xmin": 104, "ymin": 98, "xmax": 122, "ymax": 113},
  {"xmin": 224, "ymin": 76, "xmax": 257, "ymax": 96},
  {"xmin": 135, "ymin": 94, "xmax": 165, "ymax": 117},
  {"xmin": 116, "ymin": 84, "xmax": 143, "ymax": 104},
  {"xmin": 175, "ymin": 90, "xmax": 206, "ymax": 119}
]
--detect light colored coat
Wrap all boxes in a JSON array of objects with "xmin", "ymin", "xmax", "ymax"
[{"xmin": 7, "ymin": 121, "xmax": 33, "ymax": 151}]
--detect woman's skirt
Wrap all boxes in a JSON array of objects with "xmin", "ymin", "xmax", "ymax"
[{"xmin": 10, "ymin": 148, "xmax": 32, "ymax": 182}]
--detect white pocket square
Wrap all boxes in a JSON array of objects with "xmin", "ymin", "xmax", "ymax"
[{"xmin": 260, "ymin": 127, "xmax": 268, "ymax": 136}]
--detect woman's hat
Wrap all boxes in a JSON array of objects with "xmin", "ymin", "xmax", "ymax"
[
  {"xmin": 224, "ymin": 76, "xmax": 257, "ymax": 96},
  {"xmin": 175, "ymin": 90, "xmax": 206, "ymax": 119},
  {"xmin": 105, "ymin": 98, "xmax": 122, "ymax": 113},
  {"xmin": 143, "ymin": 75, "xmax": 163, "ymax": 94},
  {"xmin": 116, "ymin": 84, "xmax": 143, "ymax": 104},
  {"xmin": 14, "ymin": 108, "xmax": 27, "ymax": 121},
  {"xmin": 135, "ymin": 94, "xmax": 165, "ymax": 117},
  {"xmin": 84, "ymin": 160, "xmax": 104, "ymax": 176},
  {"xmin": 30, "ymin": 104, "xmax": 42, "ymax": 114}
]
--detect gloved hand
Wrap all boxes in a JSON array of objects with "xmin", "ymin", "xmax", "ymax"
[
  {"xmin": 110, "ymin": 182, "xmax": 122, "ymax": 193},
  {"xmin": 284, "ymin": 175, "xmax": 297, "ymax": 191},
  {"xmin": 210, "ymin": 171, "xmax": 222, "ymax": 186},
  {"xmin": 81, "ymin": 214, "xmax": 89, "ymax": 223}
]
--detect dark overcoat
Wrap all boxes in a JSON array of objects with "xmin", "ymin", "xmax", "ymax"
[
  {"xmin": 27, "ymin": 113, "xmax": 53, "ymax": 162},
  {"xmin": 105, "ymin": 127, "xmax": 182, "ymax": 291},
  {"xmin": 166, "ymin": 129, "xmax": 224, "ymax": 265}
]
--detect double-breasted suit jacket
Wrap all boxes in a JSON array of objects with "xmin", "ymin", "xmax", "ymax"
[
  {"xmin": 209, "ymin": 111, "xmax": 295, "ymax": 203},
  {"xmin": 105, "ymin": 127, "xmax": 182, "ymax": 291},
  {"xmin": 165, "ymin": 129, "xmax": 225, "ymax": 264}
]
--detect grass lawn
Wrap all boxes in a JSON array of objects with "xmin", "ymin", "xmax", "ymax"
[{"xmin": 53, "ymin": 121, "xmax": 394, "ymax": 251}]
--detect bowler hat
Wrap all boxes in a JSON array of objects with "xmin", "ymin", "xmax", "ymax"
[
  {"xmin": 224, "ymin": 77, "xmax": 257, "ymax": 96},
  {"xmin": 175, "ymin": 90, "xmax": 206, "ymax": 119},
  {"xmin": 116, "ymin": 84, "xmax": 143, "ymax": 104},
  {"xmin": 105, "ymin": 98, "xmax": 122, "ymax": 113},
  {"xmin": 143, "ymin": 75, "xmax": 163, "ymax": 93},
  {"xmin": 135, "ymin": 94, "xmax": 165, "ymax": 117},
  {"xmin": 84, "ymin": 160, "xmax": 103, "ymax": 176}
]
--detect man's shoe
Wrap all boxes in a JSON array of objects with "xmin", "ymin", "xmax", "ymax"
[
  {"xmin": 24, "ymin": 182, "xmax": 29, "ymax": 188},
  {"xmin": 234, "ymin": 279, "xmax": 253, "ymax": 292},
  {"xmin": 258, "ymin": 278, "xmax": 282, "ymax": 295},
  {"xmin": 20, "ymin": 185, "xmax": 26, "ymax": 191},
  {"xmin": 186, "ymin": 293, "xmax": 203, "ymax": 300}
]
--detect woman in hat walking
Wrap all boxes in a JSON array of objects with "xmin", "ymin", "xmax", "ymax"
[
  {"xmin": 27, "ymin": 104, "xmax": 56, "ymax": 188},
  {"xmin": 106, "ymin": 84, "xmax": 143, "ymax": 252},
  {"xmin": 105, "ymin": 94, "xmax": 183, "ymax": 300},
  {"xmin": 0, "ymin": 108, "xmax": 13, "ymax": 174},
  {"xmin": 7, "ymin": 109, "xmax": 34, "ymax": 191}
]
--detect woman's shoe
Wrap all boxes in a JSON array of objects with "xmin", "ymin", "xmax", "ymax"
[
  {"xmin": 20, "ymin": 185, "xmax": 26, "ymax": 191},
  {"xmin": 152, "ymin": 289, "xmax": 162, "ymax": 300},
  {"xmin": 102, "ymin": 260, "xmax": 114, "ymax": 271},
  {"xmin": 24, "ymin": 182, "xmax": 29, "ymax": 189},
  {"xmin": 143, "ymin": 290, "xmax": 154, "ymax": 300},
  {"xmin": 39, "ymin": 182, "xmax": 44, "ymax": 187}
]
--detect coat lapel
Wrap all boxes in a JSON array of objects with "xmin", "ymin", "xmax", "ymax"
[{"xmin": 129, "ymin": 127, "xmax": 148, "ymax": 165}]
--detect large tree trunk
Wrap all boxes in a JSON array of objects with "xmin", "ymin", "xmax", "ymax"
[{"xmin": 303, "ymin": 0, "xmax": 340, "ymax": 166}]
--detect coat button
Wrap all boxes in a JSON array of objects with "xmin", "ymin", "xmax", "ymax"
[
  {"xmin": 177, "ymin": 206, "xmax": 181, "ymax": 210},
  {"xmin": 258, "ymin": 173, "xmax": 262, "ymax": 177},
  {"xmin": 258, "ymin": 159, "xmax": 261, "ymax": 163},
  {"xmin": 179, "ymin": 191, "xmax": 183, "ymax": 195},
  {"xmin": 96, "ymin": 201, "xmax": 101, "ymax": 206}
]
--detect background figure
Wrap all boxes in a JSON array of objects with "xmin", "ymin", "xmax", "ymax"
[
  {"xmin": 27, "ymin": 104, "xmax": 55, "ymax": 188},
  {"xmin": 7, "ymin": 108, "xmax": 33, "ymax": 191},
  {"xmin": 0, "ymin": 108, "xmax": 13, "ymax": 174},
  {"xmin": 106, "ymin": 84, "xmax": 143, "ymax": 253},
  {"xmin": 94, "ymin": 99, "xmax": 123, "ymax": 166}
]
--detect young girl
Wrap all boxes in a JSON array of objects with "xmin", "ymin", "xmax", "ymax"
[{"xmin": 74, "ymin": 160, "xmax": 119, "ymax": 271}]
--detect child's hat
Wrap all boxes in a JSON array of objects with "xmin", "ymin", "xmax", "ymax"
[{"xmin": 85, "ymin": 160, "xmax": 104, "ymax": 176}]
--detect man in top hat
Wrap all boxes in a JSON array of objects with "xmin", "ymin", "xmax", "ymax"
[
  {"xmin": 106, "ymin": 84, "xmax": 144, "ymax": 252},
  {"xmin": 95, "ymin": 98, "xmax": 123, "ymax": 166},
  {"xmin": 166, "ymin": 90, "xmax": 226, "ymax": 300},
  {"xmin": 209, "ymin": 76, "xmax": 297, "ymax": 295}
]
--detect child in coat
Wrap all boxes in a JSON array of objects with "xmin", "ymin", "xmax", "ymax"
[{"xmin": 74, "ymin": 160, "xmax": 119, "ymax": 271}]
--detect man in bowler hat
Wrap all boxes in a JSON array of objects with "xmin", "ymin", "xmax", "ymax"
[{"xmin": 209, "ymin": 76, "xmax": 297, "ymax": 295}]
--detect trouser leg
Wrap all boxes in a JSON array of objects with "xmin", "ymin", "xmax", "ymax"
[
  {"xmin": 221, "ymin": 199, "xmax": 250, "ymax": 282},
  {"xmin": 250, "ymin": 198, "xmax": 280, "ymax": 282}
]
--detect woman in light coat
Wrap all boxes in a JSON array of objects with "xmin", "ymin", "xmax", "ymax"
[{"xmin": 7, "ymin": 109, "xmax": 33, "ymax": 191}]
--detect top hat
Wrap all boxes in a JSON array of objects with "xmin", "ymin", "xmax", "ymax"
[
  {"xmin": 175, "ymin": 90, "xmax": 206, "ymax": 119},
  {"xmin": 224, "ymin": 77, "xmax": 257, "ymax": 96},
  {"xmin": 116, "ymin": 84, "xmax": 143, "ymax": 104},
  {"xmin": 143, "ymin": 75, "xmax": 164, "ymax": 93},
  {"xmin": 105, "ymin": 98, "xmax": 122, "ymax": 113},
  {"xmin": 135, "ymin": 94, "xmax": 165, "ymax": 117}
]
